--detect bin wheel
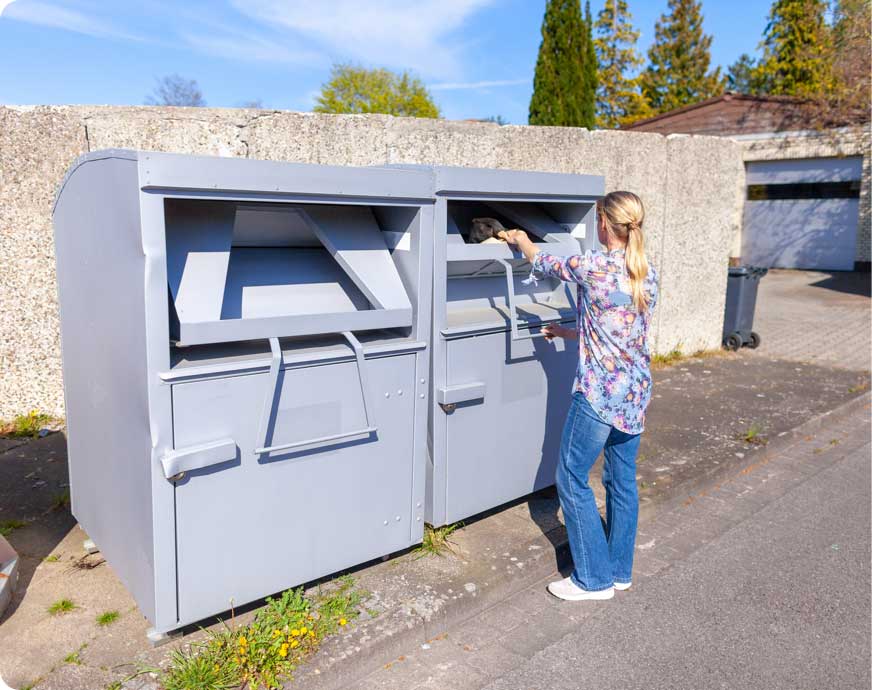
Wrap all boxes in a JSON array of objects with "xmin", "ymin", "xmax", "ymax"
[
  {"xmin": 747, "ymin": 332, "xmax": 761, "ymax": 349},
  {"xmin": 724, "ymin": 333, "xmax": 742, "ymax": 351}
]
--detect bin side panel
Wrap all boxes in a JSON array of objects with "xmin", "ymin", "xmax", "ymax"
[
  {"xmin": 443, "ymin": 332, "xmax": 576, "ymax": 524},
  {"xmin": 53, "ymin": 157, "xmax": 157, "ymax": 621},
  {"xmin": 171, "ymin": 355, "xmax": 418, "ymax": 626}
]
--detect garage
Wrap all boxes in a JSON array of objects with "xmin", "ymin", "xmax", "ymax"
[{"xmin": 742, "ymin": 157, "xmax": 863, "ymax": 271}]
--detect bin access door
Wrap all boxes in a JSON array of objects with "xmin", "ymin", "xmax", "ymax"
[{"xmin": 165, "ymin": 200, "xmax": 413, "ymax": 345}]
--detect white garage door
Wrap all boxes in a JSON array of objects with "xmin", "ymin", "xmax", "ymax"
[{"xmin": 742, "ymin": 157, "xmax": 862, "ymax": 270}]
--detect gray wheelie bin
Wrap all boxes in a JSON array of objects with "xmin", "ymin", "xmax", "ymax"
[
  {"xmin": 425, "ymin": 166, "xmax": 605, "ymax": 526},
  {"xmin": 723, "ymin": 265, "xmax": 768, "ymax": 350},
  {"xmin": 53, "ymin": 150, "xmax": 433, "ymax": 636}
]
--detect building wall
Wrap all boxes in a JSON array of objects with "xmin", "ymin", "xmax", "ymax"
[
  {"xmin": 0, "ymin": 105, "xmax": 744, "ymax": 418},
  {"xmin": 737, "ymin": 126, "xmax": 871, "ymax": 266}
]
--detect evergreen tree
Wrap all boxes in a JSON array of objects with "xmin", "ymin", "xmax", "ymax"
[
  {"xmin": 753, "ymin": 0, "xmax": 832, "ymax": 97},
  {"xmin": 529, "ymin": 0, "xmax": 596, "ymax": 128},
  {"xmin": 726, "ymin": 53, "xmax": 762, "ymax": 93},
  {"xmin": 581, "ymin": 2, "xmax": 599, "ymax": 127},
  {"xmin": 639, "ymin": 0, "xmax": 724, "ymax": 114},
  {"xmin": 594, "ymin": 0, "xmax": 651, "ymax": 128}
]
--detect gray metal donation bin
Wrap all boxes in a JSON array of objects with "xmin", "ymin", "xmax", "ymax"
[
  {"xmin": 425, "ymin": 166, "xmax": 604, "ymax": 526},
  {"xmin": 53, "ymin": 150, "xmax": 433, "ymax": 635}
]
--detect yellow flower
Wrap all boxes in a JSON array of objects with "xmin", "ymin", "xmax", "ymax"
[
  {"xmin": 290, "ymin": 640, "xmax": 299, "ymax": 649},
  {"xmin": 213, "ymin": 664, "xmax": 220, "ymax": 672},
  {"xmin": 272, "ymin": 629, "xmax": 281, "ymax": 637},
  {"xmin": 239, "ymin": 635, "xmax": 247, "ymax": 646},
  {"xmin": 339, "ymin": 618, "xmax": 347, "ymax": 626},
  {"xmin": 290, "ymin": 628, "xmax": 301, "ymax": 637},
  {"xmin": 300, "ymin": 626, "xmax": 307, "ymax": 634},
  {"xmin": 309, "ymin": 630, "xmax": 316, "ymax": 638},
  {"xmin": 279, "ymin": 644, "xmax": 289, "ymax": 658}
]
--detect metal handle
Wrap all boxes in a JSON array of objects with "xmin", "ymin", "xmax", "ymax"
[
  {"xmin": 496, "ymin": 259, "xmax": 547, "ymax": 341},
  {"xmin": 255, "ymin": 333, "xmax": 377, "ymax": 455}
]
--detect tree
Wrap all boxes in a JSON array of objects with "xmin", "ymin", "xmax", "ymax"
[
  {"xmin": 239, "ymin": 99, "xmax": 265, "ymax": 109},
  {"xmin": 726, "ymin": 53, "xmax": 762, "ymax": 93},
  {"xmin": 753, "ymin": 0, "xmax": 832, "ymax": 97},
  {"xmin": 528, "ymin": 0, "xmax": 597, "ymax": 128},
  {"xmin": 482, "ymin": 115, "xmax": 509, "ymax": 125},
  {"xmin": 639, "ymin": 0, "xmax": 724, "ymax": 115},
  {"xmin": 145, "ymin": 74, "xmax": 206, "ymax": 107},
  {"xmin": 828, "ymin": 0, "xmax": 870, "ymax": 119},
  {"xmin": 314, "ymin": 64, "xmax": 439, "ymax": 118},
  {"xmin": 594, "ymin": 0, "xmax": 651, "ymax": 128},
  {"xmin": 581, "ymin": 2, "xmax": 599, "ymax": 127}
]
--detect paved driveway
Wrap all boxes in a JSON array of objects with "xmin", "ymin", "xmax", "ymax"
[{"xmin": 753, "ymin": 270, "xmax": 871, "ymax": 372}]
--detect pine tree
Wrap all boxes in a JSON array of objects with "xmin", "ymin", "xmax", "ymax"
[
  {"xmin": 639, "ymin": 0, "xmax": 724, "ymax": 115},
  {"xmin": 726, "ymin": 53, "xmax": 762, "ymax": 94},
  {"xmin": 753, "ymin": 0, "xmax": 832, "ymax": 97},
  {"xmin": 529, "ymin": 0, "xmax": 595, "ymax": 128},
  {"xmin": 594, "ymin": 0, "xmax": 651, "ymax": 128},
  {"xmin": 581, "ymin": 2, "xmax": 599, "ymax": 127}
]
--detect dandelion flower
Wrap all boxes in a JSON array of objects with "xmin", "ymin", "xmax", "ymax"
[
  {"xmin": 290, "ymin": 640, "xmax": 299, "ymax": 649},
  {"xmin": 290, "ymin": 628, "xmax": 301, "ymax": 637},
  {"xmin": 339, "ymin": 618, "xmax": 347, "ymax": 626},
  {"xmin": 272, "ymin": 629, "xmax": 281, "ymax": 637},
  {"xmin": 300, "ymin": 626, "xmax": 307, "ymax": 634}
]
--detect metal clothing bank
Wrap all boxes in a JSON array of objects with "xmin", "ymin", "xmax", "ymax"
[{"xmin": 52, "ymin": 150, "xmax": 604, "ymax": 636}]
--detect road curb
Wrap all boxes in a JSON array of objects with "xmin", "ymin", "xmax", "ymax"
[{"xmin": 297, "ymin": 390, "xmax": 871, "ymax": 690}]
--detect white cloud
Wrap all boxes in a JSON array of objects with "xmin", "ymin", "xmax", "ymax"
[
  {"xmin": 227, "ymin": 0, "xmax": 495, "ymax": 78},
  {"xmin": 0, "ymin": 0, "xmax": 17, "ymax": 17},
  {"xmin": 2, "ymin": 0, "xmax": 141, "ymax": 40},
  {"xmin": 429, "ymin": 78, "xmax": 529, "ymax": 91},
  {"xmin": 180, "ymin": 30, "xmax": 323, "ymax": 65}
]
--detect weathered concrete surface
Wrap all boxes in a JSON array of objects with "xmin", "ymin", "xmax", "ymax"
[
  {"xmin": 0, "ymin": 352, "xmax": 867, "ymax": 690},
  {"xmin": 754, "ymin": 269, "xmax": 871, "ymax": 372},
  {"xmin": 0, "ymin": 105, "xmax": 743, "ymax": 418}
]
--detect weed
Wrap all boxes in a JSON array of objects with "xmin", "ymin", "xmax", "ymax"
[
  {"xmin": 650, "ymin": 349, "xmax": 684, "ymax": 370},
  {"xmin": 105, "ymin": 683, "xmax": 122, "ymax": 690},
  {"xmin": 0, "ymin": 519, "xmax": 27, "ymax": 538},
  {"xmin": 739, "ymin": 423, "xmax": 768, "ymax": 446},
  {"xmin": 44, "ymin": 554, "xmax": 60, "ymax": 563},
  {"xmin": 0, "ymin": 409, "xmax": 57, "ymax": 438},
  {"xmin": 636, "ymin": 453, "xmax": 647, "ymax": 464},
  {"xmin": 640, "ymin": 481, "xmax": 650, "ymax": 490},
  {"xmin": 52, "ymin": 489, "xmax": 71, "ymax": 511},
  {"xmin": 161, "ymin": 577, "xmax": 368, "ymax": 689},
  {"xmin": 414, "ymin": 523, "xmax": 462, "ymax": 559},
  {"xmin": 848, "ymin": 382, "xmax": 869, "ymax": 394},
  {"xmin": 829, "ymin": 439, "xmax": 840, "ymax": 446},
  {"xmin": 48, "ymin": 598, "xmax": 77, "ymax": 616},
  {"xmin": 96, "ymin": 610, "xmax": 120, "ymax": 626},
  {"xmin": 63, "ymin": 644, "xmax": 86, "ymax": 665}
]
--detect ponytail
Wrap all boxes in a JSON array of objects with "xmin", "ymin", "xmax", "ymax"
[{"xmin": 599, "ymin": 191, "xmax": 650, "ymax": 312}]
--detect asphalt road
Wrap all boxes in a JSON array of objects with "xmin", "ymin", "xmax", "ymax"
[
  {"xmin": 485, "ymin": 444, "xmax": 872, "ymax": 690},
  {"xmin": 358, "ymin": 402, "xmax": 871, "ymax": 690}
]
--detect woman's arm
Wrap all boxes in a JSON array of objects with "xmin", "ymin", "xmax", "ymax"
[{"xmin": 499, "ymin": 229, "xmax": 590, "ymax": 285}]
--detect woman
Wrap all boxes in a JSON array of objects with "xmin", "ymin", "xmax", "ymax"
[{"xmin": 500, "ymin": 191, "xmax": 658, "ymax": 601}]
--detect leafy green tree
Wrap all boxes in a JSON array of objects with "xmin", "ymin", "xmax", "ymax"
[
  {"xmin": 726, "ymin": 53, "xmax": 762, "ymax": 93},
  {"xmin": 314, "ymin": 64, "xmax": 440, "ymax": 118},
  {"xmin": 581, "ymin": 2, "xmax": 599, "ymax": 127},
  {"xmin": 529, "ymin": 0, "xmax": 597, "ymax": 128},
  {"xmin": 594, "ymin": 0, "xmax": 651, "ymax": 128},
  {"xmin": 752, "ymin": 0, "xmax": 832, "ymax": 97},
  {"xmin": 639, "ymin": 0, "xmax": 724, "ymax": 115}
]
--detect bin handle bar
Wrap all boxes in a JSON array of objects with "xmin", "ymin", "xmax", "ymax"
[
  {"xmin": 255, "ymin": 333, "xmax": 377, "ymax": 455},
  {"xmin": 496, "ymin": 259, "xmax": 547, "ymax": 341}
]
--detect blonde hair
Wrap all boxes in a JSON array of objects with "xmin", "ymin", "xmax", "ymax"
[{"xmin": 598, "ymin": 191, "xmax": 650, "ymax": 312}]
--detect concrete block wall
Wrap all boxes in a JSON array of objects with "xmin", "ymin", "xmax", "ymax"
[{"xmin": 0, "ymin": 105, "xmax": 744, "ymax": 418}]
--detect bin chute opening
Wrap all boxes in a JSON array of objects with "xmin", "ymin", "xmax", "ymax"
[{"xmin": 164, "ymin": 199, "xmax": 413, "ymax": 345}]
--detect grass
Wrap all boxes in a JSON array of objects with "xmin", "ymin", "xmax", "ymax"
[
  {"xmin": 96, "ymin": 610, "xmax": 120, "ymax": 626},
  {"xmin": 0, "ymin": 519, "xmax": 27, "ymax": 538},
  {"xmin": 848, "ymin": 381, "xmax": 869, "ymax": 394},
  {"xmin": 0, "ymin": 409, "xmax": 58, "ymax": 438},
  {"xmin": 63, "ymin": 644, "xmax": 86, "ymax": 665},
  {"xmin": 161, "ymin": 575, "xmax": 369, "ymax": 690},
  {"xmin": 44, "ymin": 554, "xmax": 60, "ymax": 563},
  {"xmin": 414, "ymin": 522, "xmax": 462, "ymax": 558},
  {"xmin": 48, "ymin": 598, "xmax": 77, "ymax": 616},
  {"xmin": 739, "ymin": 423, "xmax": 768, "ymax": 446},
  {"xmin": 650, "ymin": 349, "xmax": 684, "ymax": 370},
  {"xmin": 52, "ymin": 489, "xmax": 71, "ymax": 511}
]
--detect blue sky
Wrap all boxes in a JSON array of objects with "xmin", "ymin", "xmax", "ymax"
[{"xmin": 0, "ymin": 0, "xmax": 772, "ymax": 124}]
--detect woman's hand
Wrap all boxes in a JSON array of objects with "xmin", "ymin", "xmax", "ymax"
[
  {"xmin": 542, "ymin": 324, "xmax": 577, "ymax": 342},
  {"xmin": 497, "ymin": 229, "xmax": 529, "ymax": 245}
]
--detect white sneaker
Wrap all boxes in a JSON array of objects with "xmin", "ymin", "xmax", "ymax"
[
  {"xmin": 547, "ymin": 577, "xmax": 614, "ymax": 601},
  {"xmin": 614, "ymin": 581, "xmax": 632, "ymax": 591}
]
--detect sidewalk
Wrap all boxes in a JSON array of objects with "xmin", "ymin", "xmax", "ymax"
[{"xmin": 0, "ymin": 350, "xmax": 867, "ymax": 690}]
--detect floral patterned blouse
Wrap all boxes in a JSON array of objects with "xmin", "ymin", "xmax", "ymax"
[{"xmin": 532, "ymin": 248, "xmax": 659, "ymax": 434}]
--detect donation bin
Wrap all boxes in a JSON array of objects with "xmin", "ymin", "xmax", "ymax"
[
  {"xmin": 424, "ymin": 166, "xmax": 605, "ymax": 526},
  {"xmin": 53, "ymin": 150, "xmax": 433, "ymax": 635}
]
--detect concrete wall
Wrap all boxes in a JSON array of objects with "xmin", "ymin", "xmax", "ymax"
[
  {"xmin": 0, "ymin": 105, "xmax": 744, "ymax": 419},
  {"xmin": 738, "ymin": 125, "xmax": 871, "ymax": 265}
]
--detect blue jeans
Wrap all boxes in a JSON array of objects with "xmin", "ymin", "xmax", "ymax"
[{"xmin": 556, "ymin": 392, "xmax": 642, "ymax": 591}]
